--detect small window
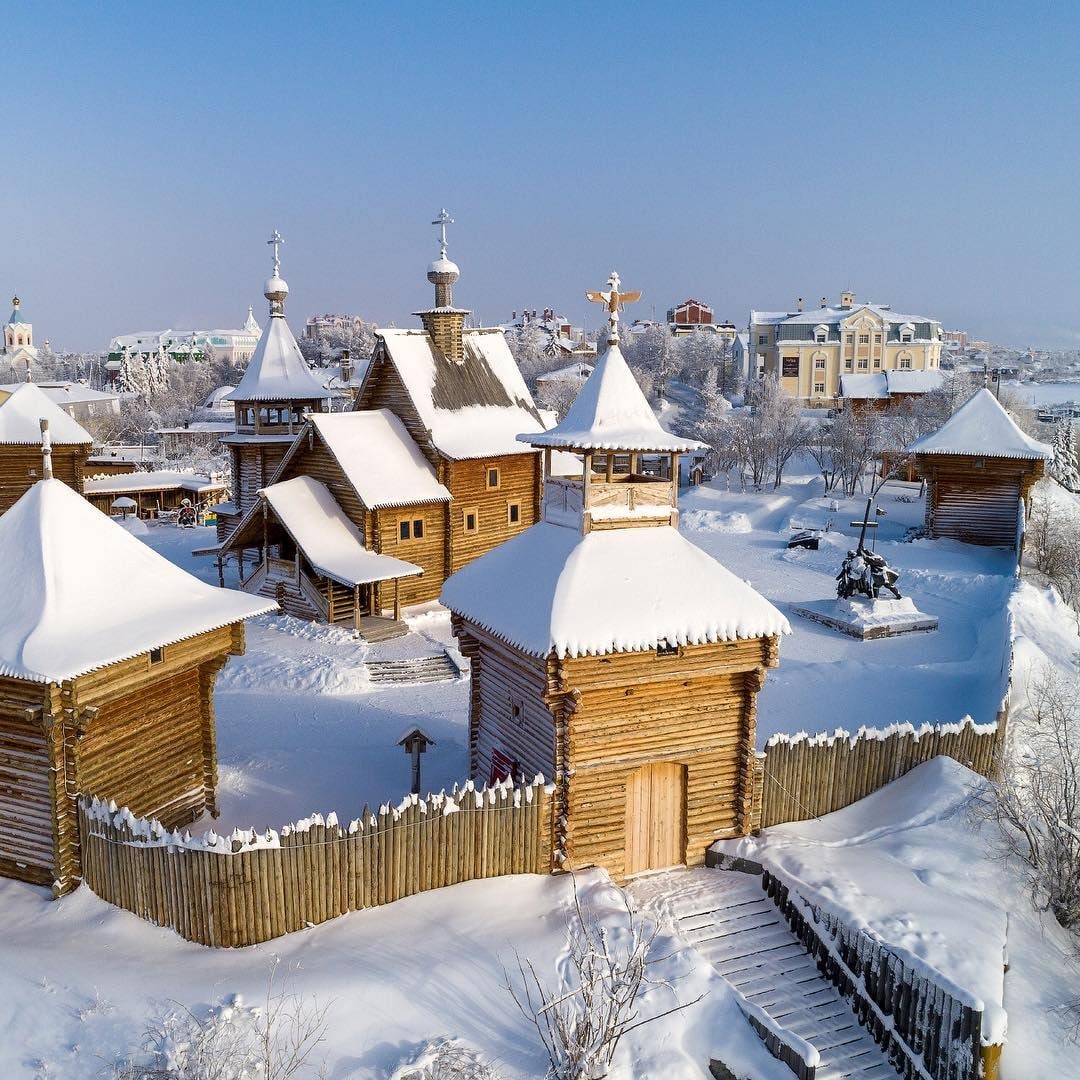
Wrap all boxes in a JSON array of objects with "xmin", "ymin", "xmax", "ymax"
[
  {"xmin": 845, "ymin": 333, "xmax": 854, "ymax": 344},
  {"xmin": 150, "ymin": 646, "xmax": 165, "ymax": 665},
  {"xmin": 814, "ymin": 382, "xmax": 826, "ymax": 395},
  {"xmin": 486, "ymin": 467, "xmax": 500, "ymax": 490},
  {"xmin": 399, "ymin": 519, "xmax": 411, "ymax": 541},
  {"xmin": 815, "ymin": 331, "xmax": 826, "ymax": 343},
  {"xmin": 874, "ymin": 334, "xmax": 882, "ymax": 343},
  {"xmin": 757, "ymin": 334, "xmax": 767, "ymax": 345},
  {"xmin": 656, "ymin": 641, "xmax": 679, "ymax": 657},
  {"xmin": 899, "ymin": 357, "xmax": 913, "ymax": 370},
  {"xmin": 463, "ymin": 508, "xmax": 479, "ymax": 534},
  {"xmin": 857, "ymin": 358, "xmax": 869, "ymax": 370},
  {"xmin": 859, "ymin": 334, "xmax": 870, "ymax": 345},
  {"xmin": 413, "ymin": 518, "xmax": 424, "ymax": 539},
  {"xmin": 844, "ymin": 358, "xmax": 853, "ymax": 369},
  {"xmin": 507, "ymin": 501, "xmax": 521, "ymax": 525},
  {"xmin": 509, "ymin": 692, "xmax": 525, "ymax": 727},
  {"xmin": 814, "ymin": 357, "xmax": 826, "ymax": 369},
  {"xmin": 873, "ymin": 358, "xmax": 881, "ymax": 368}
]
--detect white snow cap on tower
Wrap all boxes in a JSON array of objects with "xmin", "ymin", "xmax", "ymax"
[
  {"xmin": 906, "ymin": 388, "xmax": 1052, "ymax": 460},
  {"xmin": 0, "ymin": 479, "xmax": 276, "ymax": 682}
]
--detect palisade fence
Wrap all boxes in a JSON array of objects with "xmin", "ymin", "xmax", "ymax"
[
  {"xmin": 763, "ymin": 870, "xmax": 1004, "ymax": 1080},
  {"xmin": 78, "ymin": 777, "xmax": 554, "ymax": 947},
  {"xmin": 754, "ymin": 716, "xmax": 1004, "ymax": 830}
]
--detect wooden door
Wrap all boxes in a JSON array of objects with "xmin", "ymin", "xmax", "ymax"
[{"xmin": 625, "ymin": 761, "xmax": 686, "ymax": 876}]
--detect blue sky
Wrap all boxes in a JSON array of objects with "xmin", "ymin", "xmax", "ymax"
[{"xmin": 5, "ymin": 1, "xmax": 1079, "ymax": 350}]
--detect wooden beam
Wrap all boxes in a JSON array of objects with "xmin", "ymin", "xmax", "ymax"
[{"xmin": 393, "ymin": 578, "xmax": 401, "ymax": 622}]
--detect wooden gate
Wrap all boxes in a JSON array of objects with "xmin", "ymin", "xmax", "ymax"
[
  {"xmin": 625, "ymin": 761, "xmax": 686, "ymax": 875},
  {"xmin": 0, "ymin": 712, "xmax": 55, "ymax": 885}
]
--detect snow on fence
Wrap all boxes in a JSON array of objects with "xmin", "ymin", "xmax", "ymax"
[
  {"xmin": 77, "ymin": 778, "xmax": 554, "ymax": 947},
  {"xmin": 762, "ymin": 869, "xmax": 1003, "ymax": 1080},
  {"xmin": 754, "ymin": 717, "xmax": 1002, "ymax": 830}
]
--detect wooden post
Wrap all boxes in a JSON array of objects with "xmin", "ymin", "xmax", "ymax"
[
  {"xmin": 393, "ymin": 578, "xmax": 401, "ymax": 622},
  {"xmin": 353, "ymin": 585, "xmax": 360, "ymax": 628},
  {"xmin": 216, "ymin": 557, "xmax": 224, "ymax": 588}
]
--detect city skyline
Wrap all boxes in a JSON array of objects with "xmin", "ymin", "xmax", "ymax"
[{"xmin": 5, "ymin": 1, "xmax": 1079, "ymax": 351}]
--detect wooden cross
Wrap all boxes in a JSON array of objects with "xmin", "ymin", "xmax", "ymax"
[
  {"xmin": 586, "ymin": 271, "xmax": 642, "ymax": 342},
  {"xmin": 850, "ymin": 497, "xmax": 880, "ymax": 551},
  {"xmin": 432, "ymin": 208, "xmax": 454, "ymax": 259},
  {"xmin": 267, "ymin": 229, "xmax": 284, "ymax": 274}
]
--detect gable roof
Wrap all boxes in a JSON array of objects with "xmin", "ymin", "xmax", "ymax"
[
  {"xmin": 441, "ymin": 522, "xmax": 789, "ymax": 659},
  {"xmin": 839, "ymin": 373, "xmax": 888, "ymax": 400},
  {"xmin": 524, "ymin": 338, "xmax": 703, "ymax": 453},
  {"xmin": 0, "ymin": 383, "xmax": 94, "ymax": 445},
  {"xmin": 307, "ymin": 410, "xmax": 452, "ymax": 509},
  {"xmin": 261, "ymin": 476, "xmax": 423, "ymax": 588},
  {"xmin": 906, "ymin": 388, "xmax": 1052, "ymax": 460},
  {"xmin": 229, "ymin": 315, "xmax": 328, "ymax": 403},
  {"xmin": 372, "ymin": 327, "xmax": 546, "ymax": 459},
  {"xmin": 0, "ymin": 479, "xmax": 274, "ymax": 683}
]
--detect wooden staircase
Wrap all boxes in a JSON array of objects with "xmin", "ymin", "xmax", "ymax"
[
  {"xmin": 365, "ymin": 652, "xmax": 461, "ymax": 685},
  {"xmin": 255, "ymin": 573, "xmax": 322, "ymax": 622},
  {"xmin": 632, "ymin": 869, "xmax": 897, "ymax": 1080}
]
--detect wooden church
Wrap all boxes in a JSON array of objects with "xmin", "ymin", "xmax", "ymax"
[
  {"xmin": 213, "ymin": 230, "xmax": 331, "ymax": 544},
  {"xmin": 908, "ymin": 388, "xmax": 1052, "ymax": 547},
  {"xmin": 442, "ymin": 275, "xmax": 789, "ymax": 881},
  {"xmin": 212, "ymin": 214, "xmax": 562, "ymax": 623},
  {"xmin": 0, "ymin": 383, "xmax": 93, "ymax": 514},
  {"xmin": 0, "ymin": 469, "xmax": 273, "ymax": 894}
]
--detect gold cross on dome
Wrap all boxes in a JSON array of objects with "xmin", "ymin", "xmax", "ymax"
[{"xmin": 587, "ymin": 271, "xmax": 642, "ymax": 342}]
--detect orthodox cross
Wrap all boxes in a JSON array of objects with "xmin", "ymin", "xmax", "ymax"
[
  {"xmin": 432, "ymin": 208, "xmax": 454, "ymax": 260},
  {"xmin": 849, "ymin": 497, "xmax": 884, "ymax": 552},
  {"xmin": 586, "ymin": 271, "xmax": 642, "ymax": 343},
  {"xmin": 267, "ymin": 229, "xmax": 284, "ymax": 275}
]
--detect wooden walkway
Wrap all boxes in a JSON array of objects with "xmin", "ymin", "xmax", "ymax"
[{"xmin": 631, "ymin": 869, "xmax": 897, "ymax": 1079}]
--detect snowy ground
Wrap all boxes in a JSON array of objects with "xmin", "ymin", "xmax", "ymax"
[{"xmin": 0, "ymin": 870, "xmax": 789, "ymax": 1080}]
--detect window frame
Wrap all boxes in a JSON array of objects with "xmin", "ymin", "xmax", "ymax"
[
  {"xmin": 398, "ymin": 516, "xmax": 426, "ymax": 541},
  {"xmin": 507, "ymin": 500, "xmax": 521, "ymax": 526},
  {"xmin": 463, "ymin": 507, "xmax": 479, "ymax": 534},
  {"xmin": 485, "ymin": 466, "xmax": 501, "ymax": 490},
  {"xmin": 149, "ymin": 646, "xmax": 165, "ymax": 665}
]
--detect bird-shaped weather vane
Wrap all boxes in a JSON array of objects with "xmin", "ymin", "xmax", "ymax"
[{"xmin": 586, "ymin": 271, "xmax": 642, "ymax": 343}]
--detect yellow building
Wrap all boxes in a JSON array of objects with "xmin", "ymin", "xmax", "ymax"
[{"xmin": 751, "ymin": 291, "xmax": 942, "ymax": 405}]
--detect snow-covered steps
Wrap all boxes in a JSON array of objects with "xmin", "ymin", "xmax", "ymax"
[
  {"xmin": 256, "ymin": 575, "xmax": 321, "ymax": 621},
  {"xmin": 632, "ymin": 869, "xmax": 897, "ymax": 1079},
  {"xmin": 365, "ymin": 651, "xmax": 461, "ymax": 684}
]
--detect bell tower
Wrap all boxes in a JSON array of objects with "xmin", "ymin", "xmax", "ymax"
[
  {"xmin": 414, "ymin": 208, "xmax": 469, "ymax": 363},
  {"xmin": 4, "ymin": 294, "xmax": 36, "ymax": 358}
]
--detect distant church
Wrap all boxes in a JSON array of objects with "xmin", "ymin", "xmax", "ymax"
[{"xmin": 3, "ymin": 294, "xmax": 39, "ymax": 372}]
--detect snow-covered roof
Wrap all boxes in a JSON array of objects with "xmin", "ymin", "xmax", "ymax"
[
  {"xmin": 536, "ymin": 361, "xmax": 595, "ymax": 382},
  {"xmin": 230, "ymin": 316, "xmax": 328, "ymax": 403},
  {"xmin": 907, "ymin": 389, "xmax": 1052, "ymax": 460},
  {"xmin": 156, "ymin": 421, "xmax": 234, "ymax": 435},
  {"xmin": 839, "ymin": 373, "xmax": 888, "ymax": 400},
  {"xmin": 523, "ymin": 339, "xmax": 704, "ymax": 453},
  {"xmin": 261, "ymin": 476, "xmax": 422, "ymax": 588},
  {"xmin": 307, "ymin": 410, "xmax": 452, "ymax": 509},
  {"xmin": 753, "ymin": 303, "xmax": 939, "ymax": 328},
  {"xmin": 201, "ymin": 385, "xmax": 236, "ymax": 410},
  {"xmin": 0, "ymin": 384, "xmax": 94, "ymax": 445},
  {"xmin": 373, "ymin": 327, "xmax": 546, "ymax": 459},
  {"xmin": 0, "ymin": 380, "xmax": 118, "ymax": 407},
  {"xmin": 442, "ymin": 522, "xmax": 789, "ymax": 659},
  {"xmin": 0, "ymin": 479, "xmax": 274, "ymax": 683},
  {"xmin": 83, "ymin": 471, "xmax": 227, "ymax": 495},
  {"xmin": 885, "ymin": 369, "xmax": 944, "ymax": 394}
]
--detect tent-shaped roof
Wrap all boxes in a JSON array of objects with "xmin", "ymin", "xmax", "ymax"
[
  {"xmin": 229, "ymin": 316, "xmax": 328, "ymax": 403},
  {"xmin": 308, "ymin": 410, "xmax": 451, "ymax": 509},
  {"xmin": 371, "ymin": 327, "xmax": 546, "ymax": 459},
  {"xmin": 0, "ymin": 383, "xmax": 94, "ymax": 445},
  {"xmin": 0, "ymin": 479, "xmax": 274, "ymax": 683},
  {"xmin": 906, "ymin": 388, "xmax": 1052, "ymax": 460},
  {"xmin": 441, "ymin": 522, "xmax": 789, "ymax": 659},
  {"xmin": 262, "ymin": 475, "xmax": 422, "ymax": 588},
  {"xmin": 523, "ymin": 338, "xmax": 703, "ymax": 453}
]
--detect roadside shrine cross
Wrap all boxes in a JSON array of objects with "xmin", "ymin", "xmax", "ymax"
[
  {"xmin": 586, "ymin": 271, "xmax": 642, "ymax": 342},
  {"xmin": 267, "ymin": 229, "xmax": 284, "ymax": 274},
  {"xmin": 432, "ymin": 208, "xmax": 454, "ymax": 259}
]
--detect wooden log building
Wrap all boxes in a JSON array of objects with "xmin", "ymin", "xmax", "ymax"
[
  {"xmin": 908, "ymin": 388, "xmax": 1051, "ymax": 547},
  {"xmin": 442, "ymin": 275, "xmax": 790, "ymax": 881},
  {"xmin": 211, "ymin": 213, "xmax": 568, "ymax": 625},
  {"xmin": 0, "ymin": 478, "xmax": 273, "ymax": 895},
  {"xmin": 0, "ymin": 383, "xmax": 93, "ymax": 514}
]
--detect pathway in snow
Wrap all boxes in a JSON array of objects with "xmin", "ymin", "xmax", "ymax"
[{"xmin": 631, "ymin": 868, "xmax": 898, "ymax": 1080}]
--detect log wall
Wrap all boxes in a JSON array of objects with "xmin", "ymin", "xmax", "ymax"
[
  {"xmin": 445, "ymin": 455, "xmax": 541, "ymax": 573},
  {"xmin": 755, "ymin": 717, "xmax": 1003, "ymax": 830},
  {"xmin": 373, "ymin": 503, "xmax": 449, "ymax": 606},
  {"xmin": 78, "ymin": 777, "xmax": 555, "ymax": 947},
  {"xmin": 918, "ymin": 453, "xmax": 1044, "ymax": 547},
  {"xmin": 0, "ymin": 444, "xmax": 89, "ymax": 514}
]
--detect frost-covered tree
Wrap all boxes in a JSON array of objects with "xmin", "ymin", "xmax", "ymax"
[{"xmin": 1052, "ymin": 422, "xmax": 1080, "ymax": 492}]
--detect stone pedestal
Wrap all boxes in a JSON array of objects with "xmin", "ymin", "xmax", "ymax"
[{"xmin": 792, "ymin": 597, "xmax": 938, "ymax": 640}]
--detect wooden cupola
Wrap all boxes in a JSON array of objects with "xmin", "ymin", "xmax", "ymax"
[
  {"xmin": 413, "ymin": 208, "xmax": 469, "ymax": 365},
  {"xmin": 524, "ymin": 272, "xmax": 703, "ymax": 533}
]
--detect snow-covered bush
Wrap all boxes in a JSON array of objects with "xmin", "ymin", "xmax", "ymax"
[
  {"xmin": 390, "ymin": 1039, "xmax": 501, "ymax": 1080},
  {"xmin": 983, "ymin": 663, "xmax": 1080, "ymax": 931},
  {"xmin": 1025, "ymin": 496, "xmax": 1080, "ymax": 612},
  {"xmin": 506, "ymin": 884, "xmax": 701, "ymax": 1079}
]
